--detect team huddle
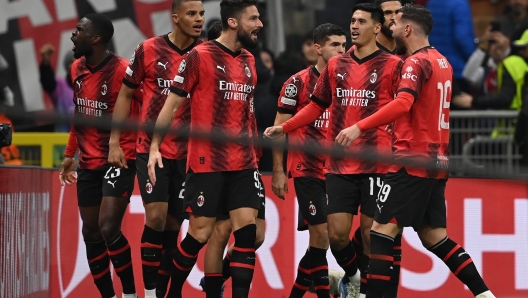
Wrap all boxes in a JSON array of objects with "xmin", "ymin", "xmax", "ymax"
[{"xmin": 58, "ymin": 0, "xmax": 496, "ymax": 298}]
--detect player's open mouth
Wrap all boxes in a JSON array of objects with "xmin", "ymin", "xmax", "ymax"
[
  {"xmin": 71, "ymin": 37, "xmax": 76, "ymax": 50},
  {"xmin": 351, "ymin": 32, "xmax": 359, "ymax": 39},
  {"xmin": 193, "ymin": 24, "xmax": 203, "ymax": 32},
  {"xmin": 251, "ymin": 30, "xmax": 259, "ymax": 38}
]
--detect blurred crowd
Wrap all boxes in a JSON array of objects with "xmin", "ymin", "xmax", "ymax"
[{"xmin": 1, "ymin": 0, "xmax": 527, "ymax": 168}]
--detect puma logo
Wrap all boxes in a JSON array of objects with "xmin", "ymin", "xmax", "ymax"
[
  {"xmin": 377, "ymin": 203, "xmax": 383, "ymax": 213},
  {"xmin": 157, "ymin": 61, "xmax": 169, "ymax": 70},
  {"xmin": 217, "ymin": 65, "xmax": 226, "ymax": 73},
  {"xmin": 410, "ymin": 58, "xmax": 418, "ymax": 64},
  {"xmin": 337, "ymin": 73, "xmax": 346, "ymax": 80},
  {"xmin": 76, "ymin": 80, "xmax": 82, "ymax": 89},
  {"xmin": 107, "ymin": 180, "xmax": 116, "ymax": 188},
  {"xmin": 292, "ymin": 77, "xmax": 299, "ymax": 83}
]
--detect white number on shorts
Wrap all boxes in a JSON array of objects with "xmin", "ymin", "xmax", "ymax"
[
  {"xmin": 369, "ymin": 176, "xmax": 383, "ymax": 196},
  {"xmin": 178, "ymin": 182, "xmax": 185, "ymax": 199},
  {"xmin": 254, "ymin": 171, "xmax": 264, "ymax": 197},
  {"xmin": 378, "ymin": 184, "xmax": 391, "ymax": 203},
  {"xmin": 104, "ymin": 167, "xmax": 121, "ymax": 179}
]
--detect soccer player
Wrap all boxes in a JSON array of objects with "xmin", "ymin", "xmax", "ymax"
[
  {"xmin": 108, "ymin": 1, "xmax": 204, "ymax": 297},
  {"xmin": 271, "ymin": 23, "xmax": 346, "ymax": 298},
  {"xmin": 264, "ymin": 4, "xmax": 403, "ymax": 298},
  {"xmin": 148, "ymin": 1, "xmax": 263, "ymax": 297},
  {"xmin": 197, "ymin": 21, "xmax": 266, "ymax": 298},
  {"xmin": 341, "ymin": 4, "xmax": 496, "ymax": 298},
  {"xmin": 59, "ymin": 13, "xmax": 139, "ymax": 298}
]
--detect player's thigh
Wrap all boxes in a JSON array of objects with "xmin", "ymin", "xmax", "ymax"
[
  {"xmin": 225, "ymin": 169, "xmax": 261, "ymax": 230},
  {"xmin": 374, "ymin": 167, "xmax": 436, "ymax": 231},
  {"xmin": 294, "ymin": 177, "xmax": 327, "ymax": 227}
]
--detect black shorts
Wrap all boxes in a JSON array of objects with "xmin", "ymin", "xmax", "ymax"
[
  {"xmin": 294, "ymin": 177, "xmax": 327, "ymax": 231},
  {"xmin": 374, "ymin": 167, "xmax": 447, "ymax": 231},
  {"xmin": 325, "ymin": 173, "xmax": 383, "ymax": 217},
  {"xmin": 76, "ymin": 162, "xmax": 136, "ymax": 207},
  {"xmin": 185, "ymin": 168, "xmax": 261, "ymax": 218},
  {"xmin": 136, "ymin": 153, "xmax": 187, "ymax": 220},
  {"xmin": 216, "ymin": 173, "xmax": 266, "ymax": 221}
]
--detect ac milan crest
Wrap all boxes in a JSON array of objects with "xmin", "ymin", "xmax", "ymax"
[
  {"xmin": 197, "ymin": 194, "xmax": 205, "ymax": 207},
  {"xmin": 145, "ymin": 182, "xmax": 153, "ymax": 194},
  {"xmin": 309, "ymin": 204, "xmax": 316, "ymax": 216}
]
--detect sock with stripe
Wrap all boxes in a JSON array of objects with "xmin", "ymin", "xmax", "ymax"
[
  {"xmin": 231, "ymin": 224, "xmax": 257, "ymax": 298},
  {"xmin": 168, "ymin": 233, "xmax": 205, "ymax": 298},
  {"xmin": 140, "ymin": 225, "xmax": 163, "ymax": 291},
  {"xmin": 156, "ymin": 230, "xmax": 178, "ymax": 298},
  {"xmin": 353, "ymin": 227, "xmax": 368, "ymax": 294},
  {"xmin": 384, "ymin": 233, "xmax": 402, "ymax": 298},
  {"xmin": 221, "ymin": 253, "xmax": 232, "ymax": 281},
  {"xmin": 106, "ymin": 233, "xmax": 135, "ymax": 294},
  {"xmin": 428, "ymin": 236, "xmax": 489, "ymax": 296},
  {"xmin": 289, "ymin": 250, "xmax": 312, "ymax": 297},
  {"xmin": 205, "ymin": 273, "xmax": 225, "ymax": 298},
  {"xmin": 309, "ymin": 247, "xmax": 330, "ymax": 298},
  {"xmin": 331, "ymin": 240, "xmax": 358, "ymax": 278},
  {"xmin": 366, "ymin": 231, "xmax": 394, "ymax": 298},
  {"xmin": 85, "ymin": 239, "xmax": 115, "ymax": 298}
]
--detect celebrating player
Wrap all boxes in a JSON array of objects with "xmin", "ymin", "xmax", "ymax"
[
  {"xmin": 148, "ymin": 0, "xmax": 263, "ymax": 297},
  {"xmin": 59, "ymin": 13, "xmax": 139, "ymax": 298},
  {"xmin": 265, "ymin": 4, "xmax": 403, "ymax": 298},
  {"xmin": 341, "ymin": 4, "xmax": 496, "ymax": 298},
  {"xmin": 108, "ymin": 1, "xmax": 204, "ymax": 297},
  {"xmin": 271, "ymin": 23, "xmax": 346, "ymax": 298}
]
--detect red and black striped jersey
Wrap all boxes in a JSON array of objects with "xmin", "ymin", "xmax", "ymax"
[
  {"xmin": 170, "ymin": 41, "xmax": 258, "ymax": 173},
  {"xmin": 391, "ymin": 47, "xmax": 452, "ymax": 179},
  {"xmin": 311, "ymin": 50, "xmax": 403, "ymax": 175},
  {"xmin": 278, "ymin": 66, "xmax": 328, "ymax": 180},
  {"xmin": 123, "ymin": 35, "xmax": 202, "ymax": 160},
  {"xmin": 71, "ymin": 54, "xmax": 139, "ymax": 169}
]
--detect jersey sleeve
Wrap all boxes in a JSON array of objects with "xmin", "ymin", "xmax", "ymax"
[
  {"xmin": 397, "ymin": 57, "xmax": 432, "ymax": 101},
  {"xmin": 170, "ymin": 49, "xmax": 200, "ymax": 97},
  {"xmin": 391, "ymin": 59, "xmax": 404, "ymax": 99},
  {"xmin": 122, "ymin": 43, "xmax": 146, "ymax": 89},
  {"xmin": 311, "ymin": 62, "xmax": 333, "ymax": 108},
  {"xmin": 277, "ymin": 75, "xmax": 304, "ymax": 114}
]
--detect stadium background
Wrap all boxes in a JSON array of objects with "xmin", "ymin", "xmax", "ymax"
[{"xmin": 1, "ymin": 0, "xmax": 528, "ymax": 297}]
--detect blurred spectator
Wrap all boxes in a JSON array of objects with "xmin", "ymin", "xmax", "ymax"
[
  {"xmin": 453, "ymin": 30, "xmax": 528, "ymax": 111},
  {"xmin": 39, "ymin": 44, "xmax": 75, "ymax": 132},
  {"xmin": 463, "ymin": 22, "xmax": 510, "ymax": 95},
  {"xmin": 301, "ymin": 31, "xmax": 318, "ymax": 67},
  {"xmin": 427, "ymin": 0, "xmax": 475, "ymax": 92},
  {"xmin": 495, "ymin": 0, "xmax": 528, "ymax": 40},
  {"xmin": 0, "ymin": 53, "xmax": 14, "ymax": 107},
  {"xmin": 260, "ymin": 48, "xmax": 275, "ymax": 75},
  {"xmin": 0, "ymin": 112, "xmax": 22, "ymax": 166},
  {"xmin": 515, "ymin": 82, "xmax": 528, "ymax": 166}
]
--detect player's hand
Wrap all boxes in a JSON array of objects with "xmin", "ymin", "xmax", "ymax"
[
  {"xmin": 335, "ymin": 124, "xmax": 361, "ymax": 147},
  {"xmin": 147, "ymin": 149, "xmax": 163, "ymax": 185},
  {"xmin": 108, "ymin": 144, "xmax": 128, "ymax": 169},
  {"xmin": 271, "ymin": 170, "xmax": 288, "ymax": 200},
  {"xmin": 59, "ymin": 157, "xmax": 77, "ymax": 186},
  {"xmin": 452, "ymin": 92, "xmax": 473, "ymax": 109},
  {"xmin": 40, "ymin": 44, "xmax": 55, "ymax": 64},
  {"xmin": 264, "ymin": 126, "xmax": 284, "ymax": 139},
  {"xmin": 385, "ymin": 123, "xmax": 394, "ymax": 134}
]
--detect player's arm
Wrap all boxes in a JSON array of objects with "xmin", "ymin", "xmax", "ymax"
[
  {"xmin": 108, "ymin": 84, "xmax": 136, "ymax": 168},
  {"xmin": 147, "ymin": 92, "xmax": 187, "ymax": 184},
  {"xmin": 59, "ymin": 124, "xmax": 78, "ymax": 186},
  {"xmin": 271, "ymin": 112, "xmax": 292, "ymax": 199}
]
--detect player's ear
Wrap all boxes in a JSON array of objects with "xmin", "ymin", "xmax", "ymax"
[
  {"xmin": 374, "ymin": 22, "xmax": 381, "ymax": 34},
  {"xmin": 172, "ymin": 13, "xmax": 179, "ymax": 24},
  {"xmin": 228, "ymin": 17, "xmax": 238, "ymax": 29},
  {"xmin": 314, "ymin": 43, "xmax": 322, "ymax": 55},
  {"xmin": 404, "ymin": 23, "xmax": 411, "ymax": 37},
  {"xmin": 92, "ymin": 34, "xmax": 102, "ymax": 45}
]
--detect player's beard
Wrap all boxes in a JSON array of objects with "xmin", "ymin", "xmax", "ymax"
[
  {"xmin": 238, "ymin": 28, "xmax": 258, "ymax": 49},
  {"xmin": 380, "ymin": 24, "xmax": 393, "ymax": 40},
  {"xmin": 394, "ymin": 33, "xmax": 407, "ymax": 56}
]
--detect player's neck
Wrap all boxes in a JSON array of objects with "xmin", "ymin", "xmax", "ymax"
[
  {"xmin": 216, "ymin": 32, "xmax": 242, "ymax": 53},
  {"xmin": 354, "ymin": 41, "xmax": 378, "ymax": 60},
  {"xmin": 168, "ymin": 30, "xmax": 195, "ymax": 50},
  {"xmin": 377, "ymin": 34, "xmax": 395, "ymax": 52},
  {"xmin": 406, "ymin": 36, "xmax": 430, "ymax": 56},
  {"xmin": 85, "ymin": 49, "xmax": 110, "ymax": 66},
  {"xmin": 315, "ymin": 58, "xmax": 326, "ymax": 73}
]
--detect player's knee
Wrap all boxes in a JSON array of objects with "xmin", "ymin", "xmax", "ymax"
[
  {"xmin": 164, "ymin": 214, "xmax": 182, "ymax": 231},
  {"xmin": 310, "ymin": 223, "xmax": 329, "ymax": 248},
  {"xmin": 99, "ymin": 220, "xmax": 120, "ymax": 243},
  {"xmin": 81, "ymin": 224, "xmax": 101, "ymax": 241},
  {"xmin": 328, "ymin": 231, "xmax": 348, "ymax": 250},
  {"xmin": 254, "ymin": 232, "xmax": 265, "ymax": 249},
  {"xmin": 418, "ymin": 226, "xmax": 447, "ymax": 248},
  {"xmin": 145, "ymin": 209, "xmax": 166, "ymax": 230}
]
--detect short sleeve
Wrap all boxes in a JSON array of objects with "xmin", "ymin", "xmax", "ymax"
[
  {"xmin": 123, "ymin": 43, "xmax": 146, "ymax": 89},
  {"xmin": 170, "ymin": 49, "xmax": 200, "ymax": 97},
  {"xmin": 277, "ymin": 74, "xmax": 304, "ymax": 114},
  {"xmin": 397, "ymin": 56, "xmax": 432, "ymax": 101}
]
